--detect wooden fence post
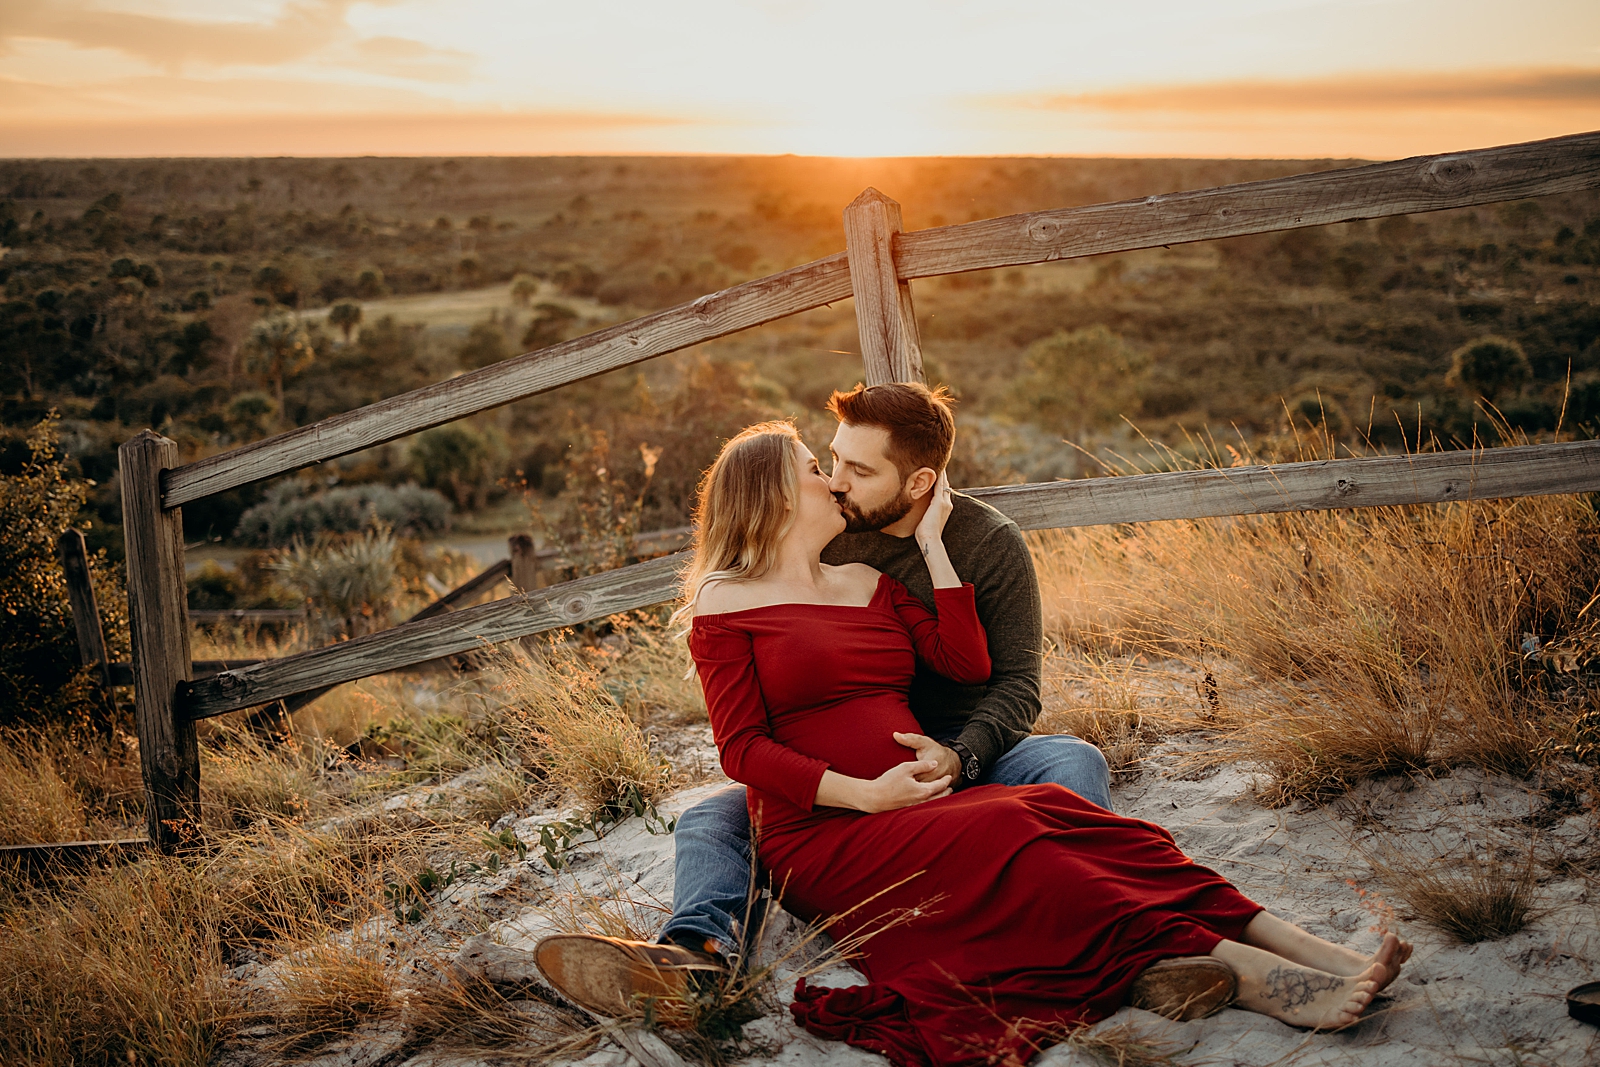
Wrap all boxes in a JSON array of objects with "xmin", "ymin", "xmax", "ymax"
[
  {"xmin": 509, "ymin": 533, "xmax": 539, "ymax": 593},
  {"xmin": 843, "ymin": 188, "xmax": 925, "ymax": 385},
  {"xmin": 55, "ymin": 527, "xmax": 116, "ymax": 720},
  {"xmin": 119, "ymin": 431, "xmax": 198, "ymax": 850}
]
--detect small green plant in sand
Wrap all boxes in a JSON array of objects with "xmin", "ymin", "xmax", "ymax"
[{"xmin": 530, "ymin": 784, "xmax": 678, "ymax": 871}]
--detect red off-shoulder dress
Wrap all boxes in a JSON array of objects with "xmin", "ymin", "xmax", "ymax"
[{"xmin": 688, "ymin": 573, "xmax": 1260, "ymax": 1067}]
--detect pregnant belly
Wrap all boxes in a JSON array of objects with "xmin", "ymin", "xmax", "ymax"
[{"xmin": 773, "ymin": 695, "xmax": 924, "ymax": 782}]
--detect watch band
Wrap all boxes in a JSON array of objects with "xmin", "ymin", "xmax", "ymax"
[{"xmin": 948, "ymin": 741, "xmax": 983, "ymax": 786}]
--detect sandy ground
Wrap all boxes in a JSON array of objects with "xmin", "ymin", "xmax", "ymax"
[{"xmin": 258, "ymin": 723, "xmax": 1600, "ymax": 1067}]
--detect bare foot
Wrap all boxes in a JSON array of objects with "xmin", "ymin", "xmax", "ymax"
[
  {"xmin": 1368, "ymin": 933, "xmax": 1412, "ymax": 994},
  {"xmin": 1313, "ymin": 932, "xmax": 1412, "ymax": 993},
  {"xmin": 1239, "ymin": 960, "xmax": 1381, "ymax": 1031},
  {"xmin": 1325, "ymin": 932, "xmax": 1410, "ymax": 994}
]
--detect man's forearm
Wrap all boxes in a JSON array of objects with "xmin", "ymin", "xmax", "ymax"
[{"xmin": 952, "ymin": 673, "xmax": 1041, "ymax": 773}]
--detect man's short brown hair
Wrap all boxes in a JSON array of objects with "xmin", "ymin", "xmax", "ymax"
[{"xmin": 827, "ymin": 381, "xmax": 957, "ymax": 479}]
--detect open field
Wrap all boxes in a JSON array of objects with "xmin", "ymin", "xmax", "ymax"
[{"xmin": 3, "ymin": 155, "xmax": 1597, "ymax": 565}]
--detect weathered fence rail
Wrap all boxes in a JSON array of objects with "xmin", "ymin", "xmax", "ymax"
[
  {"xmin": 963, "ymin": 439, "xmax": 1600, "ymax": 530},
  {"xmin": 159, "ymin": 130, "xmax": 1600, "ymax": 510},
  {"xmin": 103, "ymin": 128, "xmax": 1600, "ymax": 850},
  {"xmin": 183, "ymin": 553, "xmax": 687, "ymax": 720}
]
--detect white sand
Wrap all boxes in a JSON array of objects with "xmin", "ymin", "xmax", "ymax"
[
  {"xmin": 506, "ymin": 729, "xmax": 1600, "ymax": 1067},
  {"xmin": 252, "ymin": 727, "xmax": 1600, "ymax": 1067}
]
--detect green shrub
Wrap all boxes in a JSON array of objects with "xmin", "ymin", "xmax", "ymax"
[
  {"xmin": 0, "ymin": 417, "xmax": 127, "ymax": 729},
  {"xmin": 408, "ymin": 424, "xmax": 507, "ymax": 511},
  {"xmin": 233, "ymin": 483, "xmax": 452, "ymax": 547},
  {"xmin": 270, "ymin": 527, "xmax": 400, "ymax": 641}
]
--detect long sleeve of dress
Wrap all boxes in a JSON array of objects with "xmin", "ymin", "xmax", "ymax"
[
  {"xmin": 689, "ymin": 618, "xmax": 830, "ymax": 811},
  {"xmin": 884, "ymin": 579, "xmax": 992, "ymax": 685}
]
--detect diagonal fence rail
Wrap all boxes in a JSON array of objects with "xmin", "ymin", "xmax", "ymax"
[
  {"xmin": 160, "ymin": 130, "xmax": 1600, "ymax": 510},
  {"xmin": 112, "ymin": 128, "xmax": 1600, "ymax": 850},
  {"xmin": 180, "ymin": 439, "xmax": 1600, "ymax": 722}
]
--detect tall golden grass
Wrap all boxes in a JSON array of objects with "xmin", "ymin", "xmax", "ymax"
[
  {"xmin": 1036, "ymin": 650, "xmax": 1165, "ymax": 776},
  {"xmin": 1032, "ymin": 479, "xmax": 1598, "ymax": 801},
  {"xmin": 498, "ymin": 639, "xmax": 672, "ymax": 813}
]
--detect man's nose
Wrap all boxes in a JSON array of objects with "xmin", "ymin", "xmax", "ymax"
[{"xmin": 827, "ymin": 468, "xmax": 846, "ymax": 492}]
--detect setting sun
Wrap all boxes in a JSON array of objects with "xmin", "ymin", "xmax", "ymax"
[{"xmin": 2, "ymin": 0, "xmax": 1598, "ymax": 158}]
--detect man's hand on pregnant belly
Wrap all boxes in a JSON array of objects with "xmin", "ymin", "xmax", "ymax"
[
  {"xmin": 893, "ymin": 731, "xmax": 961, "ymax": 786},
  {"xmin": 814, "ymin": 762, "xmax": 954, "ymax": 814}
]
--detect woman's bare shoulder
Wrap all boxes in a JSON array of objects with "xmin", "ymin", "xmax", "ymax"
[{"xmin": 693, "ymin": 578, "xmax": 764, "ymax": 617}]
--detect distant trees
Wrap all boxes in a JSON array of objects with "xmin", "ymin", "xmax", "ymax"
[
  {"xmin": 522, "ymin": 302, "xmax": 578, "ymax": 350},
  {"xmin": 355, "ymin": 268, "xmax": 386, "ymax": 299},
  {"xmin": 241, "ymin": 313, "xmax": 316, "ymax": 427},
  {"xmin": 328, "ymin": 302, "xmax": 363, "ymax": 342},
  {"xmin": 509, "ymin": 273, "xmax": 540, "ymax": 307},
  {"xmin": 408, "ymin": 423, "xmax": 507, "ymax": 510},
  {"xmin": 457, "ymin": 320, "xmax": 510, "ymax": 370},
  {"xmin": 1010, "ymin": 326, "xmax": 1149, "ymax": 442},
  {"xmin": 253, "ymin": 260, "xmax": 313, "ymax": 309},
  {"xmin": 1447, "ymin": 336, "xmax": 1532, "ymax": 402}
]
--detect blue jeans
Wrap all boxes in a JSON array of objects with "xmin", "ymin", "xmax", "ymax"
[{"xmin": 659, "ymin": 734, "xmax": 1113, "ymax": 953}]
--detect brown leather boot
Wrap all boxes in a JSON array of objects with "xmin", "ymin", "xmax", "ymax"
[
  {"xmin": 534, "ymin": 934, "xmax": 729, "ymax": 1017},
  {"xmin": 1128, "ymin": 956, "xmax": 1237, "ymax": 1021}
]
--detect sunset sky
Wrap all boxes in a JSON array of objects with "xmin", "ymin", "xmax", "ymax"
[{"xmin": 2, "ymin": 0, "xmax": 1598, "ymax": 159}]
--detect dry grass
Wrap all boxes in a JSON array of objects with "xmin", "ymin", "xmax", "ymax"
[
  {"xmin": 0, "ymin": 730, "xmax": 89, "ymax": 843},
  {"xmin": 499, "ymin": 639, "xmax": 671, "ymax": 813},
  {"xmin": 0, "ymin": 666, "xmax": 543, "ymax": 1067},
  {"xmin": 1037, "ymin": 650, "xmax": 1167, "ymax": 776},
  {"xmin": 0, "ymin": 728, "xmax": 141, "ymax": 843},
  {"xmin": 266, "ymin": 931, "xmax": 397, "ymax": 1050},
  {"xmin": 1367, "ymin": 837, "xmax": 1543, "ymax": 943},
  {"xmin": 1031, "ymin": 436, "xmax": 1600, "ymax": 800},
  {"xmin": 1056, "ymin": 1021, "xmax": 1188, "ymax": 1067},
  {"xmin": 0, "ymin": 855, "xmax": 233, "ymax": 1067},
  {"xmin": 596, "ymin": 614, "xmax": 707, "ymax": 723},
  {"xmin": 400, "ymin": 968, "xmax": 594, "ymax": 1060},
  {"xmin": 200, "ymin": 730, "xmax": 326, "ymax": 830}
]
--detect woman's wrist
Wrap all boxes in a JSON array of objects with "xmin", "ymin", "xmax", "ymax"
[
  {"xmin": 818, "ymin": 769, "xmax": 881, "ymax": 812},
  {"xmin": 918, "ymin": 537, "xmax": 961, "ymax": 589}
]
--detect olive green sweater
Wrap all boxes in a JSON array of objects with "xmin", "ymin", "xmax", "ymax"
[{"xmin": 819, "ymin": 491, "xmax": 1043, "ymax": 775}]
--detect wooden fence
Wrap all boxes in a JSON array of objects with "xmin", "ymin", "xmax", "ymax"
[{"xmin": 108, "ymin": 130, "xmax": 1600, "ymax": 850}]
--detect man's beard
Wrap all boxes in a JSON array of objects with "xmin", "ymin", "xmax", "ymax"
[{"xmin": 837, "ymin": 488, "xmax": 914, "ymax": 534}]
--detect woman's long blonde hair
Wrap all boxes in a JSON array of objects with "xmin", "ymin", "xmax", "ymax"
[{"xmin": 675, "ymin": 421, "xmax": 801, "ymax": 621}]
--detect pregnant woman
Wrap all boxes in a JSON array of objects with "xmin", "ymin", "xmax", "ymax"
[{"xmin": 683, "ymin": 421, "xmax": 1404, "ymax": 1067}]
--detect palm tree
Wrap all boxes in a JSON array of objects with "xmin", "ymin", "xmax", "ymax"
[
  {"xmin": 328, "ymin": 302, "xmax": 362, "ymax": 343},
  {"xmin": 241, "ymin": 313, "xmax": 315, "ymax": 428}
]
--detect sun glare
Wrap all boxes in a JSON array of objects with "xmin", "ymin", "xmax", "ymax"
[{"xmin": 0, "ymin": 1, "xmax": 1597, "ymax": 156}]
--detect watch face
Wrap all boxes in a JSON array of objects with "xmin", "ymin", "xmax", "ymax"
[{"xmin": 963, "ymin": 756, "xmax": 981, "ymax": 781}]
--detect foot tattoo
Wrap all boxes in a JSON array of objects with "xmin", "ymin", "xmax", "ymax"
[{"xmin": 1263, "ymin": 965, "xmax": 1344, "ymax": 1015}]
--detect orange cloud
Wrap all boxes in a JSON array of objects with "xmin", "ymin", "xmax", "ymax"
[
  {"xmin": 1008, "ymin": 68, "xmax": 1600, "ymax": 113},
  {"xmin": 0, "ymin": 0, "xmax": 358, "ymax": 72},
  {"xmin": 0, "ymin": 109, "xmax": 698, "ymax": 157},
  {"xmin": 351, "ymin": 36, "xmax": 472, "ymax": 84}
]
